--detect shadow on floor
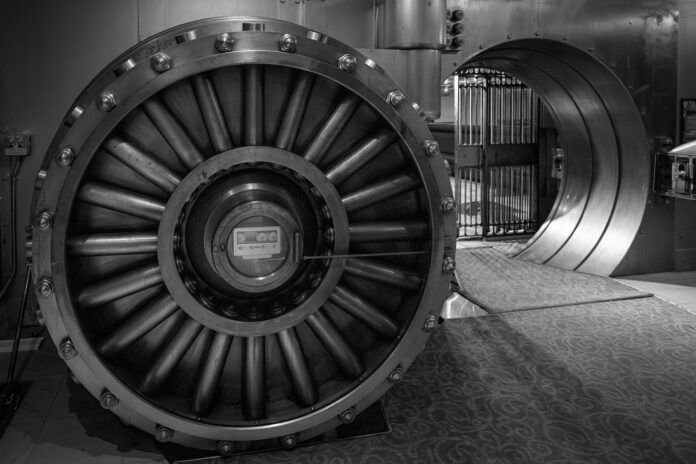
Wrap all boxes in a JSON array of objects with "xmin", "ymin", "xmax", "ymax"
[
  {"xmin": 3, "ymin": 297, "xmax": 696, "ymax": 463},
  {"xmin": 0, "ymin": 337, "xmax": 165, "ymax": 463},
  {"xmin": 230, "ymin": 298, "xmax": 696, "ymax": 463}
]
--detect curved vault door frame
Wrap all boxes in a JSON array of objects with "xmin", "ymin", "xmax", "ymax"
[
  {"xmin": 30, "ymin": 17, "xmax": 456, "ymax": 450},
  {"xmin": 457, "ymin": 38, "xmax": 649, "ymax": 276}
]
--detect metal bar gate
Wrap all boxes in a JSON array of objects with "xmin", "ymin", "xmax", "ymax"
[{"xmin": 453, "ymin": 69, "xmax": 539, "ymax": 238}]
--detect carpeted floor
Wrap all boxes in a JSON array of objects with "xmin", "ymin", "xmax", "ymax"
[
  {"xmin": 236, "ymin": 297, "xmax": 696, "ymax": 464},
  {"xmin": 2, "ymin": 297, "xmax": 695, "ymax": 463},
  {"xmin": 454, "ymin": 247, "xmax": 652, "ymax": 313},
  {"xmin": 490, "ymin": 240, "xmax": 528, "ymax": 256}
]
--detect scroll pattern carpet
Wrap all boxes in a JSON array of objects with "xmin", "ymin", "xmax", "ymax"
[
  {"xmin": 235, "ymin": 297, "xmax": 696, "ymax": 463},
  {"xmin": 454, "ymin": 247, "xmax": 652, "ymax": 313}
]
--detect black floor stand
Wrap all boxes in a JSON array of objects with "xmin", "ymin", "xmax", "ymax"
[
  {"xmin": 155, "ymin": 400, "xmax": 391, "ymax": 463},
  {"xmin": 0, "ymin": 266, "xmax": 33, "ymax": 438}
]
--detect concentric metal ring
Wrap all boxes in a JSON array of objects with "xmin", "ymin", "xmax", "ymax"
[
  {"xmin": 32, "ymin": 17, "xmax": 456, "ymax": 448},
  {"xmin": 158, "ymin": 147, "xmax": 349, "ymax": 337}
]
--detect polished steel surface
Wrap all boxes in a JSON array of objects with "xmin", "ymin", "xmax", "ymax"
[
  {"xmin": 455, "ymin": 40, "xmax": 649, "ymax": 275},
  {"xmin": 453, "ymin": 70, "xmax": 543, "ymax": 238},
  {"xmin": 445, "ymin": 0, "xmax": 678, "ymax": 275},
  {"xmin": 325, "ymin": 128, "xmax": 397, "ymax": 186},
  {"xmin": 364, "ymin": 0, "xmax": 446, "ymax": 121},
  {"xmin": 403, "ymin": 50, "xmax": 443, "ymax": 121},
  {"xmin": 31, "ymin": 16, "xmax": 455, "ymax": 450},
  {"xmin": 380, "ymin": 0, "xmax": 446, "ymax": 50},
  {"xmin": 67, "ymin": 231, "xmax": 158, "ymax": 256},
  {"xmin": 359, "ymin": 49, "xmax": 443, "ymax": 121}
]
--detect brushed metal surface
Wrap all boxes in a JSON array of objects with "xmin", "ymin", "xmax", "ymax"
[
  {"xmin": 360, "ymin": 49, "xmax": 443, "ymax": 121},
  {"xmin": 30, "ymin": 16, "xmax": 455, "ymax": 449},
  {"xmin": 446, "ymin": 0, "xmax": 678, "ymax": 275},
  {"xmin": 381, "ymin": 0, "xmax": 447, "ymax": 49}
]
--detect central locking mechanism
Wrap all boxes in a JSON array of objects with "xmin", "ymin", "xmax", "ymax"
[
  {"xmin": 209, "ymin": 200, "xmax": 303, "ymax": 293},
  {"xmin": 160, "ymin": 147, "xmax": 348, "ymax": 327}
]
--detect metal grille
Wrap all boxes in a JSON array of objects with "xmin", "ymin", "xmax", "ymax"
[
  {"xmin": 488, "ymin": 81, "xmax": 538, "ymax": 145},
  {"xmin": 457, "ymin": 166, "xmax": 482, "ymax": 237},
  {"xmin": 487, "ymin": 165, "xmax": 537, "ymax": 235},
  {"xmin": 460, "ymin": 83, "xmax": 485, "ymax": 145},
  {"xmin": 456, "ymin": 165, "xmax": 537, "ymax": 237},
  {"xmin": 453, "ymin": 69, "xmax": 539, "ymax": 237}
]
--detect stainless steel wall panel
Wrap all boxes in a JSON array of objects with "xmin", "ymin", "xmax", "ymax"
[
  {"xmin": 446, "ymin": 0, "xmax": 678, "ymax": 275},
  {"xmin": 381, "ymin": 0, "xmax": 446, "ymax": 49}
]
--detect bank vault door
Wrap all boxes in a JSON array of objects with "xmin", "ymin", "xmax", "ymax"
[{"xmin": 453, "ymin": 69, "xmax": 540, "ymax": 238}]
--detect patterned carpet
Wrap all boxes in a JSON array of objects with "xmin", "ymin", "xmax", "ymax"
[
  {"xmin": 490, "ymin": 240, "xmax": 528, "ymax": 256},
  {"xmin": 454, "ymin": 247, "xmax": 651, "ymax": 313},
  {"xmin": 235, "ymin": 297, "xmax": 696, "ymax": 463}
]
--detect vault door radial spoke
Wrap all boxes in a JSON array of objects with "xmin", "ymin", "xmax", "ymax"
[
  {"xmin": 78, "ymin": 182, "xmax": 165, "ymax": 222},
  {"xmin": 33, "ymin": 16, "xmax": 454, "ymax": 450},
  {"xmin": 98, "ymin": 294, "xmax": 179, "ymax": 357},
  {"xmin": 142, "ymin": 99, "xmax": 206, "ymax": 170},
  {"xmin": 191, "ymin": 74, "xmax": 233, "ymax": 153},
  {"xmin": 307, "ymin": 310, "xmax": 364, "ymax": 379},
  {"xmin": 77, "ymin": 264, "xmax": 162, "ymax": 309},
  {"xmin": 67, "ymin": 232, "xmax": 158, "ymax": 256},
  {"xmin": 140, "ymin": 318, "xmax": 203, "ymax": 395},
  {"xmin": 244, "ymin": 65, "xmax": 264, "ymax": 146},
  {"xmin": 304, "ymin": 93, "xmax": 361, "ymax": 165},
  {"xmin": 277, "ymin": 328, "xmax": 318, "ymax": 407},
  {"xmin": 191, "ymin": 332, "xmax": 232, "ymax": 417},
  {"xmin": 328, "ymin": 286, "xmax": 399, "ymax": 338},
  {"xmin": 324, "ymin": 129, "xmax": 397, "ymax": 187},
  {"xmin": 275, "ymin": 72, "xmax": 315, "ymax": 151},
  {"xmin": 348, "ymin": 221, "xmax": 429, "ymax": 243},
  {"xmin": 103, "ymin": 136, "xmax": 181, "ymax": 193},
  {"xmin": 243, "ymin": 336, "xmax": 266, "ymax": 420},
  {"xmin": 342, "ymin": 173, "xmax": 421, "ymax": 213}
]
